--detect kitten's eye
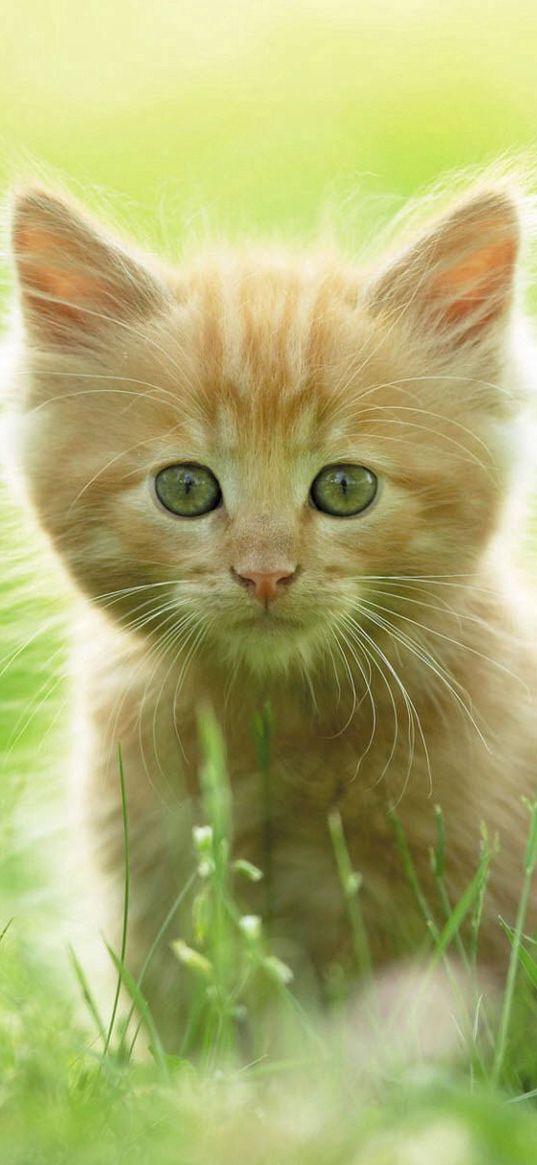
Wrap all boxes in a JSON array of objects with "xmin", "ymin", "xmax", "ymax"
[
  {"xmin": 310, "ymin": 464, "xmax": 377, "ymax": 517},
  {"xmin": 154, "ymin": 463, "xmax": 222, "ymax": 517}
]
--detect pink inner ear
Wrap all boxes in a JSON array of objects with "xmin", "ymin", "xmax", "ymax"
[
  {"xmin": 368, "ymin": 190, "xmax": 521, "ymax": 349},
  {"xmin": 434, "ymin": 238, "xmax": 518, "ymax": 332},
  {"xmin": 15, "ymin": 223, "xmax": 112, "ymax": 329},
  {"xmin": 13, "ymin": 192, "xmax": 169, "ymax": 347},
  {"xmin": 14, "ymin": 222, "xmax": 114, "ymax": 340}
]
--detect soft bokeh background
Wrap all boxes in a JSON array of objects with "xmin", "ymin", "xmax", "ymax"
[
  {"xmin": 1, "ymin": 0, "xmax": 537, "ymax": 958},
  {"xmin": 2, "ymin": 0, "xmax": 537, "ymax": 241}
]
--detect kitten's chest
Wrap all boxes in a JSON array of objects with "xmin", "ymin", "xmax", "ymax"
[
  {"xmin": 219, "ymin": 727, "xmax": 434, "ymax": 968},
  {"xmin": 166, "ymin": 673, "xmax": 439, "ymax": 839},
  {"xmin": 216, "ymin": 711, "xmax": 432, "ymax": 886}
]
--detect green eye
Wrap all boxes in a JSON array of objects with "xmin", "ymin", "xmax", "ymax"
[
  {"xmin": 154, "ymin": 463, "xmax": 222, "ymax": 517},
  {"xmin": 310, "ymin": 464, "xmax": 378, "ymax": 517}
]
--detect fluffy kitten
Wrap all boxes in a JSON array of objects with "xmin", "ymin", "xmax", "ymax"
[{"xmin": 6, "ymin": 179, "xmax": 537, "ymax": 1043}]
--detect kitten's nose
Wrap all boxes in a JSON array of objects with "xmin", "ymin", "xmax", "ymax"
[{"xmin": 233, "ymin": 567, "xmax": 297, "ymax": 604}]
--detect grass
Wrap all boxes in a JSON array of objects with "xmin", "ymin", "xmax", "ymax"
[
  {"xmin": 3, "ymin": 0, "xmax": 537, "ymax": 1157},
  {"xmin": 3, "ymin": 701, "xmax": 537, "ymax": 1162}
]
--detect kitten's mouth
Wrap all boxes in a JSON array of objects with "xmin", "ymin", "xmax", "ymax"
[
  {"xmin": 251, "ymin": 609, "xmax": 300, "ymax": 628},
  {"xmin": 234, "ymin": 605, "xmax": 303, "ymax": 633},
  {"xmin": 249, "ymin": 610, "xmax": 307, "ymax": 638}
]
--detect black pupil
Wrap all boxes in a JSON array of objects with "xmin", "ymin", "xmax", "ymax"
[
  {"xmin": 184, "ymin": 474, "xmax": 194, "ymax": 494},
  {"xmin": 339, "ymin": 474, "xmax": 348, "ymax": 495}
]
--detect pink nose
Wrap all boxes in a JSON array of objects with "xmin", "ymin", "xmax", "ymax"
[{"xmin": 234, "ymin": 568, "xmax": 296, "ymax": 603}]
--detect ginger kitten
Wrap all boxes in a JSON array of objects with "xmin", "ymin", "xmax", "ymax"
[{"xmin": 5, "ymin": 180, "xmax": 537, "ymax": 1042}]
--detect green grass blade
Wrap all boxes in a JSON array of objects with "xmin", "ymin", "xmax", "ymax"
[
  {"xmin": 389, "ymin": 807, "xmax": 438, "ymax": 940},
  {"xmin": 68, "ymin": 945, "xmax": 108, "ymax": 1048},
  {"xmin": 499, "ymin": 920, "xmax": 537, "ymax": 990},
  {"xmin": 103, "ymin": 744, "xmax": 130, "ymax": 1058},
  {"xmin": 431, "ymin": 806, "xmax": 471, "ymax": 973},
  {"xmin": 430, "ymin": 857, "xmax": 487, "ymax": 967},
  {"xmin": 197, "ymin": 706, "xmax": 231, "ymax": 853},
  {"xmin": 105, "ymin": 944, "xmax": 169, "ymax": 1078},
  {"xmin": 328, "ymin": 809, "xmax": 372, "ymax": 982},
  {"xmin": 125, "ymin": 872, "xmax": 197, "ymax": 1060},
  {"xmin": 492, "ymin": 794, "xmax": 537, "ymax": 1087},
  {"xmin": 0, "ymin": 918, "xmax": 13, "ymax": 945},
  {"xmin": 469, "ymin": 827, "xmax": 496, "ymax": 970},
  {"xmin": 253, "ymin": 702, "xmax": 274, "ymax": 924}
]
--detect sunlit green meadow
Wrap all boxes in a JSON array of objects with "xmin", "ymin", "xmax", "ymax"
[{"xmin": 3, "ymin": 1, "xmax": 537, "ymax": 1160}]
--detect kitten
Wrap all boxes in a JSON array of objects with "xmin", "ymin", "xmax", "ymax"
[{"xmin": 6, "ymin": 179, "xmax": 537, "ymax": 1044}]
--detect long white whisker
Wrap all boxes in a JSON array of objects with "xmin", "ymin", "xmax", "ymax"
[
  {"xmin": 359, "ymin": 593, "xmax": 528, "ymax": 694},
  {"xmin": 347, "ymin": 617, "xmax": 420, "ymax": 804},
  {"xmin": 339, "ymin": 614, "xmax": 400, "ymax": 787},
  {"xmin": 331, "ymin": 618, "xmax": 376, "ymax": 773},
  {"xmin": 328, "ymin": 625, "xmax": 358, "ymax": 735},
  {"xmin": 356, "ymin": 604, "xmax": 490, "ymax": 755}
]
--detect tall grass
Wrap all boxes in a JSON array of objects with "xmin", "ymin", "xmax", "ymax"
[{"xmin": 3, "ymin": 706, "xmax": 537, "ymax": 1162}]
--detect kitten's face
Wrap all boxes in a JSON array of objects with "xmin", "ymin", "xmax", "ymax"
[{"xmin": 10, "ymin": 188, "xmax": 522, "ymax": 675}]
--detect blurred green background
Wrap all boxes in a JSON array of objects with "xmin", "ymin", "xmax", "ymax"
[{"xmin": 1, "ymin": 0, "xmax": 537, "ymax": 244}]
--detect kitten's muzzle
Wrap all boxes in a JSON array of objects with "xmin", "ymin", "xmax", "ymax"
[{"xmin": 231, "ymin": 565, "xmax": 298, "ymax": 605}]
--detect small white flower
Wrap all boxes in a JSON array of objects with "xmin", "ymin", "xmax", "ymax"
[
  {"xmin": 233, "ymin": 858, "xmax": 264, "ymax": 882},
  {"xmin": 171, "ymin": 939, "xmax": 212, "ymax": 979},
  {"xmin": 193, "ymin": 824, "xmax": 213, "ymax": 851},
  {"xmin": 262, "ymin": 955, "xmax": 294, "ymax": 985},
  {"xmin": 239, "ymin": 914, "xmax": 262, "ymax": 941}
]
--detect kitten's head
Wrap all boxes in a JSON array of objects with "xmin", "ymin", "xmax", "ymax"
[{"xmin": 7, "ymin": 182, "xmax": 531, "ymax": 676}]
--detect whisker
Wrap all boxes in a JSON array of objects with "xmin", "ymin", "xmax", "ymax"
[
  {"xmin": 346, "ymin": 616, "xmax": 420, "ymax": 804},
  {"xmin": 338, "ymin": 614, "xmax": 400, "ymax": 787},
  {"xmin": 150, "ymin": 615, "xmax": 203, "ymax": 772},
  {"xmin": 328, "ymin": 625, "xmax": 358, "ymax": 735},
  {"xmin": 358, "ymin": 593, "xmax": 528, "ymax": 696},
  {"xmin": 137, "ymin": 613, "xmax": 201, "ymax": 787},
  {"xmin": 356, "ymin": 604, "xmax": 490, "ymax": 755},
  {"xmin": 369, "ymin": 642, "xmax": 432, "ymax": 805},
  {"xmin": 329, "ymin": 619, "xmax": 377, "ymax": 775}
]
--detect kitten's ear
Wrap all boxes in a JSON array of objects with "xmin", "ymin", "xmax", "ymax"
[
  {"xmin": 366, "ymin": 189, "xmax": 521, "ymax": 348},
  {"xmin": 10, "ymin": 188, "xmax": 169, "ymax": 346}
]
